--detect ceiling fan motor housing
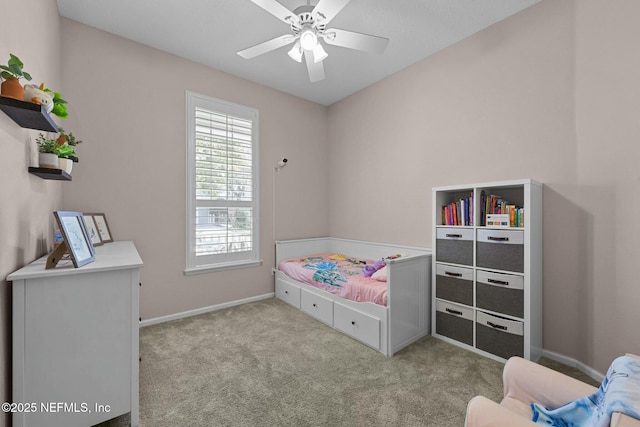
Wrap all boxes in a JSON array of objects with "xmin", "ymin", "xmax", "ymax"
[{"xmin": 290, "ymin": 5, "xmax": 326, "ymax": 35}]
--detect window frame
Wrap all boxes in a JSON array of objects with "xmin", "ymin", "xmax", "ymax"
[{"xmin": 185, "ymin": 91, "xmax": 261, "ymax": 275}]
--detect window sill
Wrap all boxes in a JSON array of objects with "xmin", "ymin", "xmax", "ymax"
[{"xmin": 184, "ymin": 259, "xmax": 263, "ymax": 276}]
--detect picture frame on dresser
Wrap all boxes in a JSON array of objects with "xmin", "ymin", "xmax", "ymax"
[
  {"xmin": 82, "ymin": 214, "xmax": 103, "ymax": 247},
  {"xmin": 89, "ymin": 212, "xmax": 113, "ymax": 243},
  {"xmin": 53, "ymin": 211, "xmax": 96, "ymax": 268}
]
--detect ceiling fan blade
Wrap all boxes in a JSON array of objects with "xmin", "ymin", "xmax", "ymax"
[
  {"xmin": 250, "ymin": 0, "xmax": 299, "ymax": 26},
  {"xmin": 304, "ymin": 49, "xmax": 325, "ymax": 82},
  {"xmin": 237, "ymin": 35, "xmax": 295, "ymax": 59},
  {"xmin": 312, "ymin": 0, "xmax": 351, "ymax": 25},
  {"xmin": 323, "ymin": 28, "xmax": 389, "ymax": 54}
]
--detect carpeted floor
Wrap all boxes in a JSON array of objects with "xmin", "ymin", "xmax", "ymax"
[{"xmin": 100, "ymin": 298, "xmax": 598, "ymax": 427}]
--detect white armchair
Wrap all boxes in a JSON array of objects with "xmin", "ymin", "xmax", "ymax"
[{"xmin": 464, "ymin": 355, "xmax": 640, "ymax": 427}]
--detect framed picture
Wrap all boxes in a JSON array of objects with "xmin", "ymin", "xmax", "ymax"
[
  {"xmin": 82, "ymin": 214, "xmax": 103, "ymax": 246},
  {"xmin": 88, "ymin": 213, "xmax": 113, "ymax": 243},
  {"xmin": 53, "ymin": 211, "xmax": 96, "ymax": 268}
]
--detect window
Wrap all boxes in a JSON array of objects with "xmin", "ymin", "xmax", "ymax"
[{"xmin": 185, "ymin": 92, "xmax": 260, "ymax": 274}]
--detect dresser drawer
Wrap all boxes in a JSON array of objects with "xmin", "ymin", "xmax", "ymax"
[
  {"xmin": 476, "ymin": 229, "xmax": 524, "ymax": 273},
  {"xmin": 435, "ymin": 300, "xmax": 473, "ymax": 346},
  {"xmin": 476, "ymin": 270, "xmax": 524, "ymax": 318},
  {"xmin": 301, "ymin": 289, "xmax": 333, "ymax": 326},
  {"xmin": 275, "ymin": 279, "xmax": 300, "ymax": 309},
  {"xmin": 476, "ymin": 311, "xmax": 524, "ymax": 359},
  {"xmin": 333, "ymin": 302, "xmax": 380, "ymax": 350},
  {"xmin": 435, "ymin": 264, "xmax": 473, "ymax": 306},
  {"xmin": 436, "ymin": 227, "xmax": 473, "ymax": 266}
]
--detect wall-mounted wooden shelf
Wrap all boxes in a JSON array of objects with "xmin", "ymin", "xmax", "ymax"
[
  {"xmin": 28, "ymin": 167, "xmax": 71, "ymax": 181},
  {"xmin": 0, "ymin": 96, "xmax": 58, "ymax": 132}
]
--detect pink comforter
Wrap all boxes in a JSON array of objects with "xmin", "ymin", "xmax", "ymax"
[{"xmin": 277, "ymin": 253, "xmax": 387, "ymax": 306}]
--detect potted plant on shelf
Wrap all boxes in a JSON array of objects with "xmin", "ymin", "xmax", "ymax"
[
  {"xmin": 56, "ymin": 127, "xmax": 81, "ymax": 161},
  {"xmin": 35, "ymin": 133, "xmax": 60, "ymax": 170},
  {"xmin": 0, "ymin": 54, "xmax": 32, "ymax": 100},
  {"xmin": 55, "ymin": 127, "xmax": 81, "ymax": 173},
  {"xmin": 56, "ymin": 144, "xmax": 77, "ymax": 174},
  {"xmin": 35, "ymin": 128, "xmax": 83, "ymax": 173}
]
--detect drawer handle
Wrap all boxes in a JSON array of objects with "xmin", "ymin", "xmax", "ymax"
[
  {"xmin": 487, "ymin": 321, "xmax": 507, "ymax": 331},
  {"xmin": 445, "ymin": 271, "xmax": 462, "ymax": 277},
  {"xmin": 351, "ymin": 321, "xmax": 356, "ymax": 325},
  {"xmin": 445, "ymin": 233, "xmax": 463, "ymax": 238},
  {"xmin": 445, "ymin": 308, "xmax": 463, "ymax": 316},
  {"xmin": 488, "ymin": 236, "xmax": 509, "ymax": 242},
  {"xmin": 312, "ymin": 303, "xmax": 317, "ymax": 308},
  {"xmin": 487, "ymin": 278, "xmax": 510, "ymax": 286}
]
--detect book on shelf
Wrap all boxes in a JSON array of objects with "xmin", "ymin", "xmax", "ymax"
[
  {"xmin": 441, "ymin": 191, "xmax": 473, "ymax": 226},
  {"xmin": 480, "ymin": 191, "xmax": 524, "ymax": 227}
]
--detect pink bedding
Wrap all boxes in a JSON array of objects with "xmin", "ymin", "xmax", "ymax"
[{"xmin": 277, "ymin": 253, "xmax": 388, "ymax": 306}]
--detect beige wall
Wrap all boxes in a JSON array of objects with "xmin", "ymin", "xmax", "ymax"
[
  {"xmin": 328, "ymin": 0, "xmax": 640, "ymax": 373},
  {"xmin": 0, "ymin": 1, "xmax": 63, "ymax": 425},
  {"xmin": 573, "ymin": 0, "xmax": 640, "ymax": 370},
  {"xmin": 2, "ymin": 1, "xmax": 637, "ymax": 410},
  {"xmin": 59, "ymin": 19, "xmax": 328, "ymax": 320}
]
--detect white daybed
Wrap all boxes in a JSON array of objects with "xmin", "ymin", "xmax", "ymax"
[{"xmin": 275, "ymin": 237, "xmax": 432, "ymax": 356}]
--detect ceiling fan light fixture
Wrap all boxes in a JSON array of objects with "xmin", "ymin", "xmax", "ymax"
[
  {"xmin": 312, "ymin": 42, "xmax": 328, "ymax": 63},
  {"xmin": 288, "ymin": 41, "xmax": 303, "ymax": 63},
  {"xmin": 299, "ymin": 28, "xmax": 318, "ymax": 51}
]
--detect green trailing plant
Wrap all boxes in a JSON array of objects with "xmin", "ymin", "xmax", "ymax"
[{"xmin": 0, "ymin": 54, "xmax": 32, "ymax": 81}]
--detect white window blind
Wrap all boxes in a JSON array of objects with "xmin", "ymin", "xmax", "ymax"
[{"xmin": 185, "ymin": 92, "xmax": 260, "ymax": 274}]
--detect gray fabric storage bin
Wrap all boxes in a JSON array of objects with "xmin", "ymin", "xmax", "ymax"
[
  {"xmin": 435, "ymin": 264, "xmax": 473, "ymax": 306},
  {"xmin": 475, "ymin": 311, "xmax": 524, "ymax": 359},
  {"xmin": 436, "ymin": 300, "xmax": 473, "ymax": 346},
  {"xmin": 476, "ymin": 270, "xmax": 524, "ymax": 318},
  {"xmin": 435, "ymin": 228, "xmax": 473, "ymax": 266},
  {"xmin": 476, "ymin": 229, "xmax": 524, "ymax": 272}
]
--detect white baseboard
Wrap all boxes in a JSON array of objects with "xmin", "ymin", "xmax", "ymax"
[
  {"xmin": 140, "ymin": 293, "xmax": 275, "ymax": 327},
  {"xmin": 542, "ymin": 349, "xmax": 605, "ymax": 383}
]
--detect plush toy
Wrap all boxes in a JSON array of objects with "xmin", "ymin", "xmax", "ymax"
[
  {"xmin": 23, "ymin": 83, "xmax": 54, "ymax": 113},
  {"xmin": 363, "ymin": 259, "xmax": 386, "ymax": 277},
  {"xmin": 43, "ymin": 86, "xmax": 69, "ymax": 119}
]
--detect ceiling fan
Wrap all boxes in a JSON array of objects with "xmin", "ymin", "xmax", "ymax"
[{"xmin": 237, "ymin": 0, "xmax": 389, "ymax": 82}]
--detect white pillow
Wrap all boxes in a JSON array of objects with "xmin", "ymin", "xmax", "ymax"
[{"xmin": 371, "ymin": 266, "xmax": 387, "ymax": 282}]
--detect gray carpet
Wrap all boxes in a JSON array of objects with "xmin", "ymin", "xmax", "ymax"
[{"xmin": 101, "ymin": 298, "xmax": 598, "ymax": 427}]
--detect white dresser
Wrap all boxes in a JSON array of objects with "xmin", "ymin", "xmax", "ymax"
[{"xmin": 7, "ymin": 241, "xmax": 142, "ymax": 427}]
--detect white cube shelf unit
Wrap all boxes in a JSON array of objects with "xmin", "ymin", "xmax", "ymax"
[{"xmin": 431, "ymin": 179, "xmax": 543, "ymax": 362}]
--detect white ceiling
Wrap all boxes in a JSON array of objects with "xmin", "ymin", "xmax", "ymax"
[{"xmin": 56, "ymin": 0, "xmax": 540, "ymax": 106}]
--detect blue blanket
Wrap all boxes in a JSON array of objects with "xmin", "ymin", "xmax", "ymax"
[
  {"xmin": 303, "ymin": 261, "xmax": 346, "ymax": 287},
  {"xmin": 532, "ymin": 355, "xmax": 640, "ymax": 426}
]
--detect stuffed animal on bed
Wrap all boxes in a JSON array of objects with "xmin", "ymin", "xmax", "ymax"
[{"xmin": 363, "ymin": 259, "xmax": 386, "ymax": 277}]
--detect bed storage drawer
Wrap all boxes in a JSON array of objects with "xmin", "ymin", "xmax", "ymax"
[
  {"xmin": 301, "ymin": 289, "xmax": 333, "ymax": 326},
  {"xmin": 435, "ymin": 300, "xmax": 473, "ymax": 346},
  {"xmin": 435, "ymin": 264, "xmax": 473, "ymax": 306},
  {"xmin": 435, "ymin": 228, "xmax": 473, "ymax": 266},
  {"xmin": 476, "ymin": 270, "xmax": 524, "ymax": 318},
  {"xmin": 476, "ymin": 311, "xmax": 524, "ymax": 359},
  {"xmin": 476, "ymin": 229, "xmax": 524, "ymax": 273},
  {"xmin": 333, "ymin": 302, "xmax": 380, "ymax": 350},
  {"xmin": 275, "ymin": 279, "xmax": 301, "ymax": 309}
]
